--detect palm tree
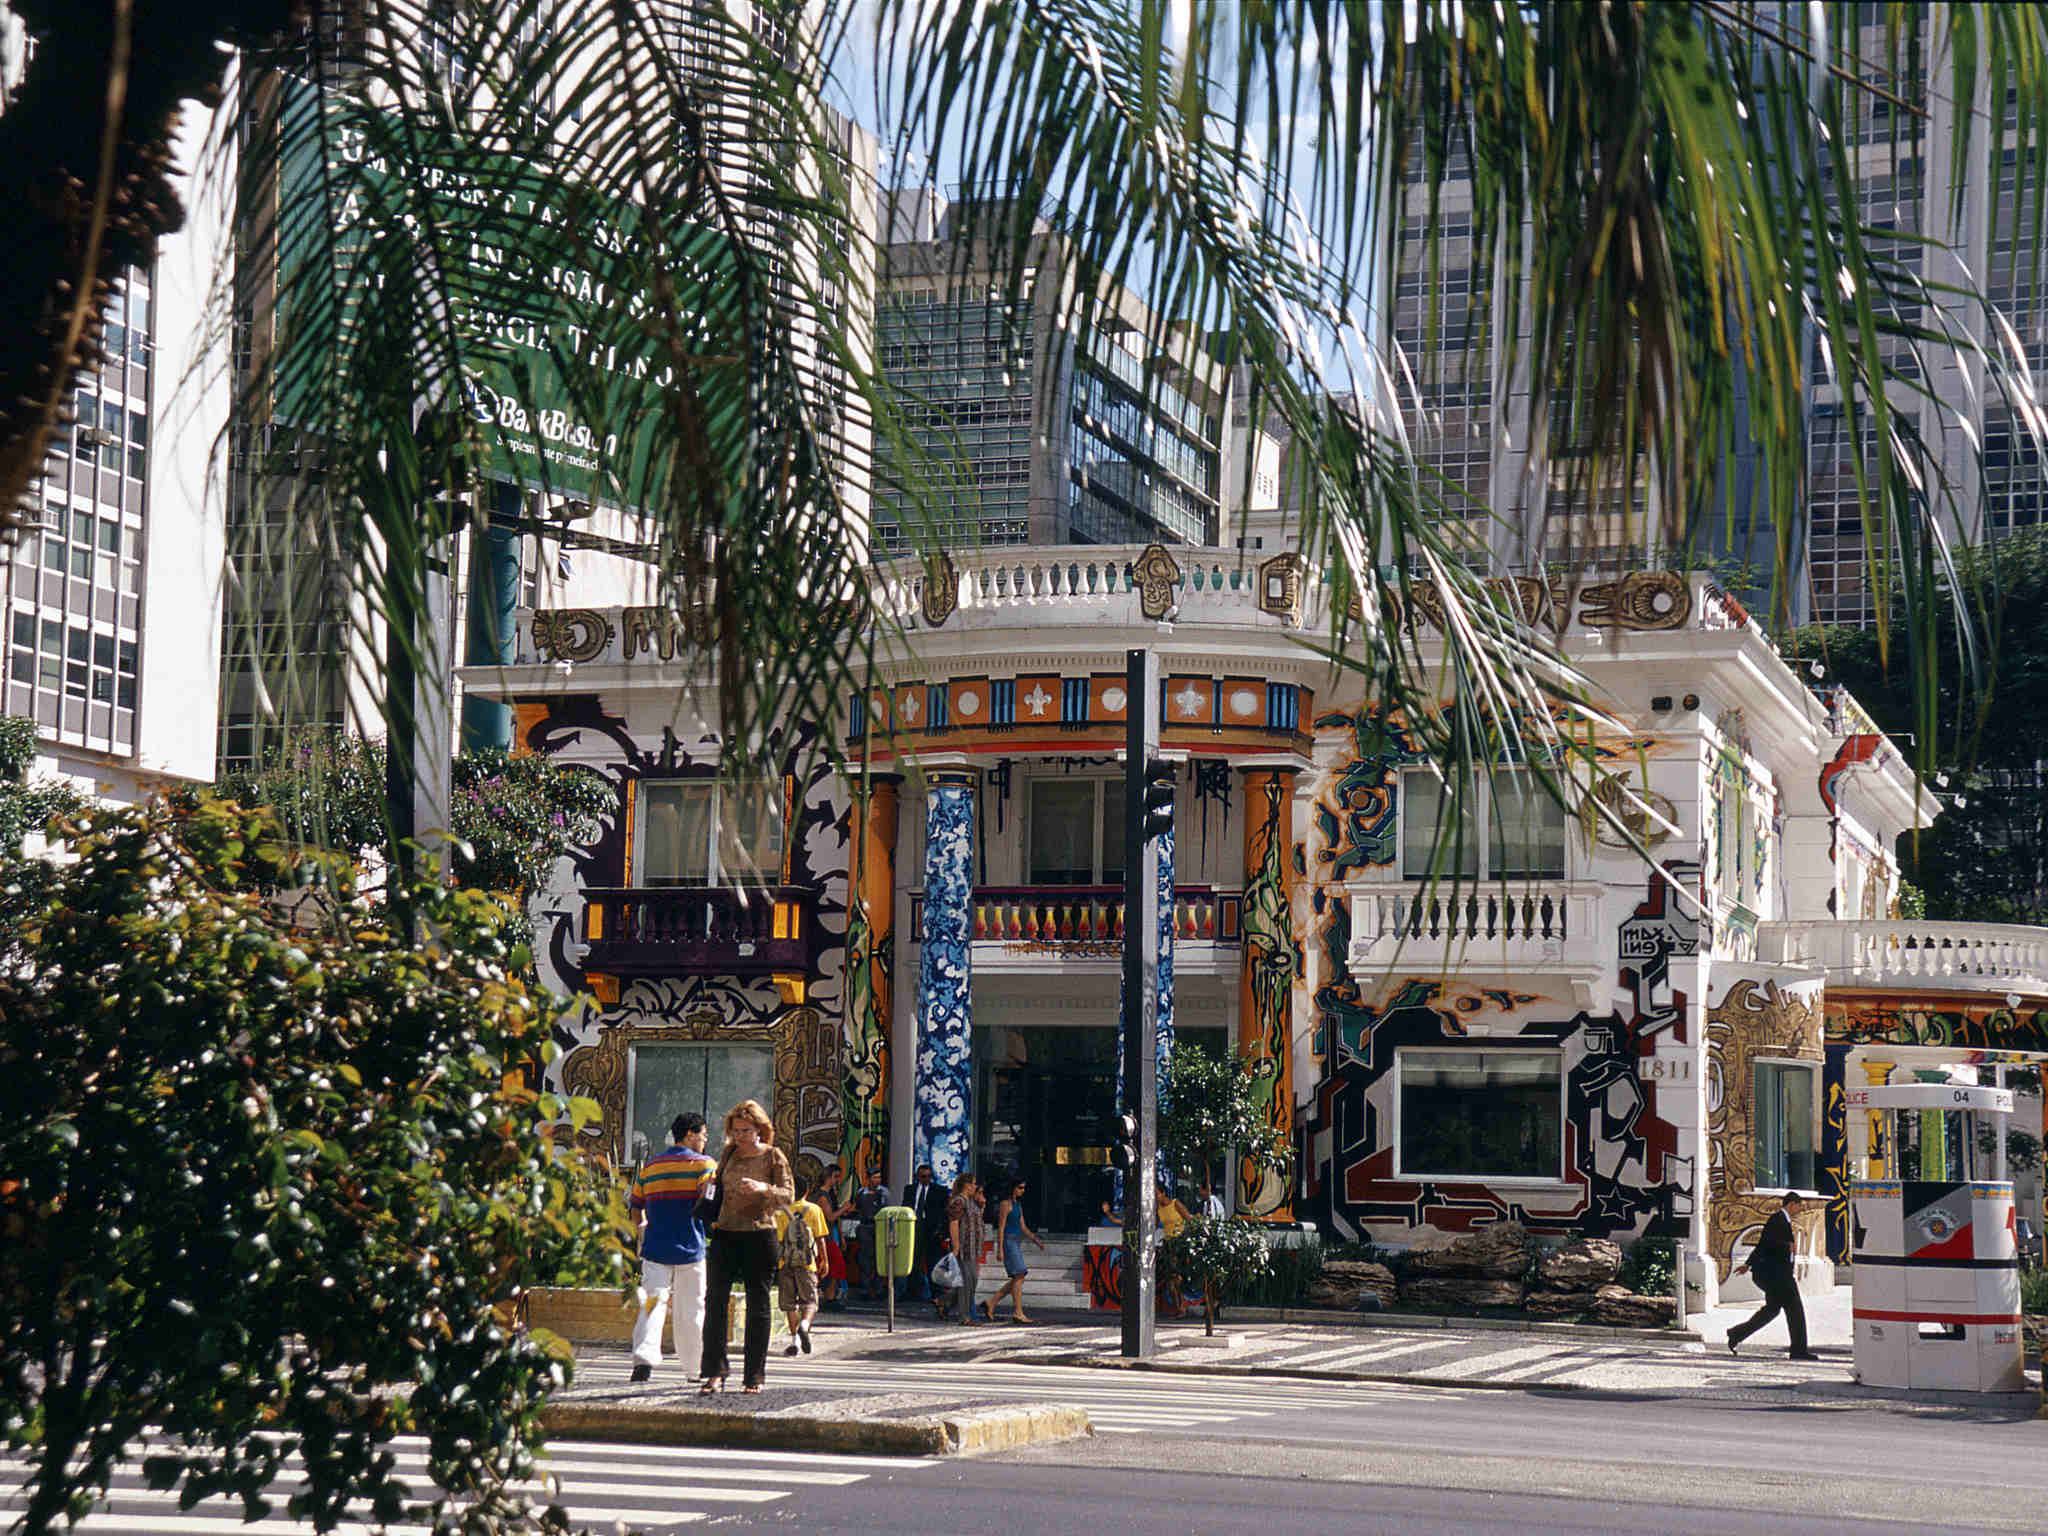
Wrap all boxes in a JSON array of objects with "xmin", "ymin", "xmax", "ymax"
[{"xmin": 21, "ymin": 0, "xmax": 2048, "ymax": 831}]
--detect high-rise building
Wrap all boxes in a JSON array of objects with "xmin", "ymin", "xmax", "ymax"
[
  {"xmin": 873, "ymin": 191, "xmax": 1229, "ymax": 554},
  {"xmin": 1, "ymin": 8, "xmax": 228, "ymax": 801},
  {"xmin": 1388, "ymin": 8, "xmax": 2032, "ymax": 627}
]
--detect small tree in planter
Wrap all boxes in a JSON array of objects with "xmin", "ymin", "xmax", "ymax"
[
  {"xmin": 1163, "ymin": 1216, "xmax": 1274, "ymax": 1336},
  {"xmin": 1160, "ymin": 1043, "xmax": 1293, "ymax": 1204}
]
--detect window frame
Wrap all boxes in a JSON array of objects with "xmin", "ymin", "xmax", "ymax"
[
  {"xmin": 1392, "ymin": 1045, "xmax": 1569, "ymax": 1185},
  {"xmin": 634, "ymin": 777, "xmax": 787, "ymax": 888},
  {"xmin": 1398, "ymin": 765, "xmax": 1569, "ymax": 882},
  {"xmin": 1025, "ymin": 773, "xmax": 1127, "ymax": 886},
  {"xmin": 1752, "ymin": 1057, "xmax": 1820, "ymax": 1194}
]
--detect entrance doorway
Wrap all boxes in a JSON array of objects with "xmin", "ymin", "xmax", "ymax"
[{"xmin": 972, "ymin": 1022, "xmax": 1227, "ymax": 1234}]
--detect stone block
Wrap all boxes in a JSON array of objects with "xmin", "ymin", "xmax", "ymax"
[
  {"xmin": 1404, "ymin": 1221, "xmax": 1532, "ymax": 1280},
  {"xmin": 1588, "ymin": 1284, "xmax": 1676, "ymax": 1328},
  {"xmin": 1535, "ymin": 1238, "xmax": 1623, "ymax": 1292},
  {"xmin": 1400, "ymin": 1275, "xmax": 1526, "ymax": 1309}
]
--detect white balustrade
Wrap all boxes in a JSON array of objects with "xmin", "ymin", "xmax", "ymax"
[
  {"xmin": 1347, "ymin": 882, "xmax": 1607, "ymax": 974},
  {"xmin": 1760, "ymin": 920, "xmax": 2048, "ymax": 995},
  {"xmin": 870, "ymin": 546, "xmax": 1315, "ymax": 631}
]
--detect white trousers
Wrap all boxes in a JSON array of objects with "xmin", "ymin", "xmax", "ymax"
[{"xmin": 631, "ymin": 1258, "xmax": 707, "ymax": 1371}]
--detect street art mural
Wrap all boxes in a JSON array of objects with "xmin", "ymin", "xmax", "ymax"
[
  {"xmin": 839, "ymin": 776, "xmax": 900, "ymax": 1199},
  {"xmin": 1818, "ymin": 732, "xmax": 1887, "ymax": 917},
  {"xmin": 521, "ymin": 696, "xmax": 852, "ymax": 1185},
  {"xmin": 915, "ymin": 770, "xmax": 977, "ymax": 1186},
  {"xmin": 1703, "ymin": 972, "xmax": 1826, "ymax": 1280},
  {"xmin": 1827, "ymin": 997, "xmax": 2048, "ymax": 1055},
  {"xmin": 1300, "ymin": 971, "xmax": 1688, "ymax": 1241},
  {"xmin": 1239, "ymin": 768, "xmax": 1299, "ymax": 1216},
  {"xmin": 1618, "ymin": 861, "xmax": 1705, "ymax": 1041},
  {"xmin": 1310, "ymin": 709, "xmax": 1421, "ymax": 879},
  {"xmin": 1821, "ymin": 1042, "xmax": 1852, "ymax": 1264}
]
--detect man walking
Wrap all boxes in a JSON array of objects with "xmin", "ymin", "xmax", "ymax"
[
  {"xmin": 629, "ymin": 1112, "xmax": 715, "ymax": 1385},
  {"xmin": 900, "ymin": 1163, "xmax": 949, "ymax": 1305},
  {"xmin": 1727, "ymin": 1192, "xmax": 1818, "ymax": 1360}
]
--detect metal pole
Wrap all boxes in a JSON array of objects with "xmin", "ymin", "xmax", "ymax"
[
  {"xmin": 1121, "ymin": 648, "xmax": 1160, "ymax": 1360},
  {"xmin": 885, "ymin": 1223, "xmax": 897, "ymax": 1335}
]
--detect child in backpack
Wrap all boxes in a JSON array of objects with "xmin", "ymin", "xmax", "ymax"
[{"xmin": 775, "ymin": 1173, "xmax": 830, "ymax": 1355}]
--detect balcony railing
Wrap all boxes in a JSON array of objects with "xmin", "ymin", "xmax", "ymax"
[
  {"xmin": 871, "ymin": 547, "xmax": 1315, "ymax": 632},
  {"xmin": 911, "ymin": 885, "xmax": 1242, "ymax": 948},
  {"xmin": 582, "ymin": 885, "xmax": 813, "ymax": 977},
  {"xmin": 1759, "ymin": 920, "xmax": 2048, "ymax": 997},
  {"xmin": 1348, "ymin": 882, "xmax": 1607, "ymax": 977}
]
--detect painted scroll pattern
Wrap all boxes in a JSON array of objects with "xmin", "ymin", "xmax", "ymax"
[
  {"xmin": 1239, "ymin": 769, "xmax": 1296, "ymax": 1217},
  {"xmin": 838, "ymin": 779, "xmax": 899, "ymax": 1199},
  {"xmin": 1702, "ymin": 973, "xmax": 1825, "ymax": 1280},
  {"xmin": 915, "ymin": 775, "xmax": 975, "ymax": 1186}
]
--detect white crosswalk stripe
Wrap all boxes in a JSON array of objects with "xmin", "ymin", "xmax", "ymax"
[
  {"xmin": 583, "ymin": 1353, "xmax": 1479, "ymax": 1439},
  {"xmin": 2, "ymin": 1436, "xmax": 934, "ymax": 1534}
]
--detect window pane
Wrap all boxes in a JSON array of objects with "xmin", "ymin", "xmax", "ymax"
[
  {"xmin": 1029, "ymin": 779, "xmax": 1098, "ymax": 884},
  {"xmin": 718, "ymin": 780, "xmax": 785, "ymax": 882},
  {"xmin": 640, "ymin": 781, "xmax": 713, "ymax": 885},
  {"xmin": 1099, "ymin": 780, "xmax": 1126, "ymax": 883},
  {"xmin": 1399, "ymin": 1048, "xmax": 1561, "ymax": 1178},
  {"xmin": 1493, "ymin": 769, "xmax": 1567, "ymax": 879},
  {"xmin": 1402, "ymin": 770, "xmax": 1478, "ymax": 879},
  {"xmin": 1754, "ymin": 1062, "xmax": 1817, "ymax": 1188},
  {"xmin": 626, "ymin": 1042, "xmax": 776, "ymax": 1168}
]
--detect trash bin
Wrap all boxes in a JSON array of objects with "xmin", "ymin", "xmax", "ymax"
[{"xmin": 875, "ymin": 1205, "xmax": 918, "ymax": 1279}]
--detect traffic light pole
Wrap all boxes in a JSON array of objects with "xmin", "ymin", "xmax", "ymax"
[{"xmin": 1121, "ymin": 647, "xmax": 1162, "ymax": 1359}]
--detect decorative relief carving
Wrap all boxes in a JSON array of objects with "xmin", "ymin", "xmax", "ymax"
[
  {"xmin": 1258, "ymin": 552, "xmax": 1306, "ymax": 625},
  {"xmin": 921, "ymin": 550, "xmax": 959, "ymax": 628},
  {"xmin": 1132, "ymin": 543, "xmax": 1183, "ymax": 620},
  {"xmin": 531, "ymin": 608, "xmax": 615, "ymax": 663},
  {"xmin": 1577, "ymin": 571, "xmax": 1692, "ymax": 631}
]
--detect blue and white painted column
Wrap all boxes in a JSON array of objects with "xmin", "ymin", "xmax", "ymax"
[
  {"xmin": 1117, "ymin": 776, "xmax": 1175, "ymax": 1118},
  {"xmin": 914, "ymin": 766, "xmax": 977, "ymax": 1186}
]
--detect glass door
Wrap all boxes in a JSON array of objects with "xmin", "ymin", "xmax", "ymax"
[{"xmin": 974, "ymin": 1025, "xmax": 1120, "ymax": 1234}]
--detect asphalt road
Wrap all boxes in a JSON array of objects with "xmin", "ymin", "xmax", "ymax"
[{"xmin": 734, "ymin": 1366, "xmax": 2048, "ymax": 1534}]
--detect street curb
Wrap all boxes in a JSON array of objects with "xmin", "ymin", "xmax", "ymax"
[
  {"xmin": 538, "ymin": 1401, "xmax": 1091, "ymax": 1457},
  {"xmin": 1222, "ymin": 1307, "xmax": 1854, "ymax": 1355}
]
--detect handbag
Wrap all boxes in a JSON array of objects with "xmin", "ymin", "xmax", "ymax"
[
  {"xmin": 697, "ymin": 1151, "xmax": 732, "ymax": 1227},
  {"xmin": 930, "ymin": 1251, "xmax": 963, "ymax": 1289}
]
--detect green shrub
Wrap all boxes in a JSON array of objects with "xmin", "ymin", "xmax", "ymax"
[
  {"xmin": 1616, "ymin": 1234, "xmax": 1677, "ymax": 1296},
  {"xmin": 1218, "ymin": 1239, "xmax": 1323, "ymax": 1308},
  {"xmin": 2021, "ymin": 1266, "xmax": 2048, "ymax": 1317},
  {"xmin": 1163, "ymin": 1217, "xmax": 1276, "ymax": 1335}
]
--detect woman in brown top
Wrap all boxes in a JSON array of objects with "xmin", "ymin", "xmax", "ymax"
[
  {"xmin": 946, "ymin": 1173, "xmax": 984, "ymax": 1325},
  {"xmin": 700, "ymin": 1099, "xmax": 795, "ymax": 1393}
]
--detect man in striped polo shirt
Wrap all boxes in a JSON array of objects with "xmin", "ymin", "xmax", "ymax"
[{"xmin": 629, "ymin": 1111, "xmax": 715, "ymax": 1384}]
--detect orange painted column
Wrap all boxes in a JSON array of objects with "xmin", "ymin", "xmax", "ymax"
[
  {"xmin": 1237, "ymin": 767, "xmax": 1298, "ymax": 1218},
  {"xmin": 838, "ymin": 774, "xmax": 900, "ymax": 1201}
]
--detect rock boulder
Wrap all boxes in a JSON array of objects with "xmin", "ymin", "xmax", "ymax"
[
  {"xmin": 1523, "ymin": 1289, "xmax": 1595, "ymax": 1318},
  {"xmin": 1535, "ymin": 1238, "xmax": 1624, "ymax": 1293},
  {"xmin": 1588, "ymin": 1284, "xmax": 1676, "ymax": 1328},
  {"xmin": 1403, "ymin": 1221, "xmax": 1532, "ymax": 1280},
  {"xmin": 1401, "ymin": 1275, "xmax": 1526, "ymax": 1310},
  {"xmin": 1306, "ymin": 1260, "xmax": 1399, "ymax": 1311}
]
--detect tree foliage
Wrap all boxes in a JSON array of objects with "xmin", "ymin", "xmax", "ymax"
[
  {"xmin": 0, "ymin": 797, "xmax": 632, "ymax": 1534},
  {"xmin": 0, "ymin": 713, "xmax": 89, "ymax": 968},
  {"xmin": 1793, "ymin": 527, "xmax": 2048, "ymax": 925},
  {"xmin": 1161, "ymin": 1215, "xmax": 1273, "ymax": 1337},
  {"xmin": 217, "ymin": 732, "xmax": 616, "ymax": 909},
  {"xmin": 1160, "ymin": 1044, "xmax": 1293, "ymax": 1199}
]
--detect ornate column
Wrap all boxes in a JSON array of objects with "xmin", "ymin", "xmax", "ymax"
[
  {"xmin": 1861, "ymin": 1059, "xmax": 1894, "ymax": 1178},
  {"xmin": 1237, "ymin": 766, "xmax": 1298, "ymax": 1217},
  {"xmin": 1116, "ymin": 779, "xmax": 1175, "ymax": 1123},
  {"xmin": 915, "ymin": 766, "xmax": 977, "ymax": 1186},
  {"xmin": 839, "ymin": 774, "xmax": 900, "ymax": 1200}
]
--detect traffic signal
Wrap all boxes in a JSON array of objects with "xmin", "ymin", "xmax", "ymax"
[
  {"xmin": 1140, "ymin": 758, "xmax": 1175, "ymax": 842},
  {"xmin": 1110, "ymin": 1112, "xmax": 1139, "ymax": 1172}
]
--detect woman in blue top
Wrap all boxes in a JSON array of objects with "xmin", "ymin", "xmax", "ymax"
[{"xmin": 981, "ymin": 1175, "xmax": 1045, "ymax": 1323}]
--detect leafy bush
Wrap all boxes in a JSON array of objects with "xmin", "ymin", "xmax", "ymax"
[
  {"xmin": 1163, "ymin": 1217, "xmax": 1275, "ymax": 1335},
  {"xmin": 1616, "ymin": 1234, "xmax": 1677, "ymax": 1297},
  {"xmin": 2021, "ymin": 1266, "xmax": 2048, "ymax": 1317},
  {"xmin": 0, "ymin": 798, "xmax": 633, "ymax": 1533},
  {"xmin": 1159, "ymin": 1043, "xmax": 1292, "ymax": 1200},
  {"xmin": 1220, "ymin": 1239, "xmax": 1324, "ymax": 1308}
]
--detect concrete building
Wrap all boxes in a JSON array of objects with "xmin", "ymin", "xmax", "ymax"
[
  {"xmin": 1, "ymin": 13, "xmax": 229, "ymax": 802},
  {"xmin": 873, "ymin": 191, "xmax": 1233, "ymax": 555},
  {"xmin": 1389, "ymin": 9, "xmax": 2039, "ymax": 627},
  {"xmin": 464, "ymin": 553, "xmax": 2048, "ymax": 1309}
]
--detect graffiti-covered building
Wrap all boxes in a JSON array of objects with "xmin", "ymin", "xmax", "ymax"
[{"xmin": 461, "ymin": 559, "xmax": 2048, "ymax": 1293}]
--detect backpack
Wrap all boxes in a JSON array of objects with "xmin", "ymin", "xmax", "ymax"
[{"xmin": 778, "ymin": 1202, "xmax": 819, "ymax": 1271}]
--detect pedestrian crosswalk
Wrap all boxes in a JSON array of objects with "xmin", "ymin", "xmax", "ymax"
[
  {"xmin": 2, "ymin": 1436, "xmax": 935, "ymax": 1534},
  {"xmin": 571, "ymin": 1352, "xmax": 1478, "ymax": 1438}
]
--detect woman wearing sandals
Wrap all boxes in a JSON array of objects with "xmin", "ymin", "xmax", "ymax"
[
  {"xmin": 982, "ymin": 1175, "xmax": 1045, "ymax": 1324},
  {"xmin": 699, "ymin": 1100, "xmax": 794, "ymax": 1395}
]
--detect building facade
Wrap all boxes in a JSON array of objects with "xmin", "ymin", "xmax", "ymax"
[{"xmin": 466, "ymin": 556, "xmax": 2048, "ymax": 1291}]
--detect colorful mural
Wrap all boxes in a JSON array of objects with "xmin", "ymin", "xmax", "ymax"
[
  {"xmin": 1827, "ymin": 996, "xmax": 2048, "ymax": 1054},
  {"xmin": 1310, "ymin": 709, "xmax": 1419, "ymax": 879},
  {"xmin": 838, "ymin": 776, "xmax": 899, "ymax": 1198},
  {"xmin": 1702, "ymin": 972, "xmax": 1826, "ymax": 1279},
  {"xmin": 1239, "ymin": 768, "xmax": 1298, "ymax": 1217},
  {"xmin": 915, "ymin": 770, "xmax": 976, "ymax": 1186},
  {"xmin": 524, "ymin": 697, "xmax": 851, "ymax": 1180},
  {"xmin": 1115, "ymin": 811, "xmax": 1175, "ymax": 1116},
  {"xmin": 1617, "ymin": 861, "xmax": 1704, "ymax": 1040}
]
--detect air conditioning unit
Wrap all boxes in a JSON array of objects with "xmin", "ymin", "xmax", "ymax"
[{"xmin": 79, "ymin": 426, "xmax": 118, "ymax": 448}]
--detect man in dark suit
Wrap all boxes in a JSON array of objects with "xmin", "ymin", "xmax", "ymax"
[
  {"xmin": 1728, "ymin": 1192, "xmax": 1818, "ymax": 1359},
  {"xmin": 900, "ymin": 1163, "xmax": 950, "ymax": 1304}
]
